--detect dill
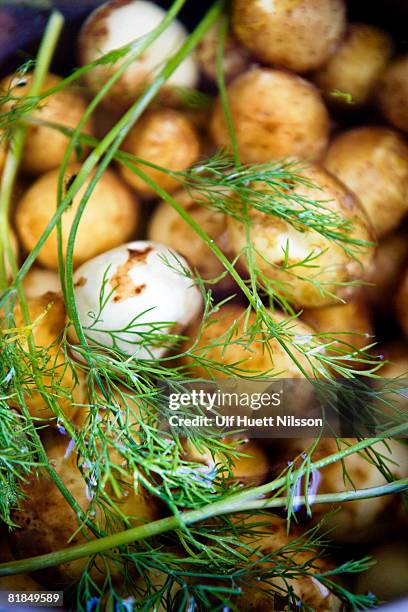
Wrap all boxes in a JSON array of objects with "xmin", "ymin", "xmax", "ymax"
[{"xmin": 0, "ymin": 2, "xmax": 407, "ymax": 610}]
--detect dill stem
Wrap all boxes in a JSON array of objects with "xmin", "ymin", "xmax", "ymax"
[
  {"xmin": 1, "ymin": 475, "xmax": 406, "ymax": 577},
  {"xmin": 62, "ymin": 0, "xmax": 225, "ymax": 371},
  {"xmin": 0, "ymin": 11, "xmax": 100, "ymax": 535}
]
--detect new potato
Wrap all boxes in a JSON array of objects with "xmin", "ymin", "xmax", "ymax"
[
  {"xmin": 314, "ymin": 23, "xmax": 393, "ymax": 107},
  {"xmin": 148, "ymin": 189, "xmax": 233, "ymax": 287},
  {"xmin": 16, "ymin": 165, "xmax": 140, "ymax": 269},
  {"xmin": 302, "ymin": 300, "xmax": 372, "ymax": 355},
  {"xmin": 210, "ymin": 68, "xmax": 330, "ymax": 163},
  {"xmin": 78, "ymin": 0, "xmax": 198, "ymax": 109},
  {"xmin": 237, "ymin": 515, "xmax": 341, "ymax": 611},
  {"xmin": 365, "ymin": 228, "xmax": 408, "ymax": 312},
  {"xmin": 378, "ymin": 55, "xmax": 408, "ymax": 132},
  {"xmin": 183, "ymin": 304, "xmax": 314, "ymax": 378},
  {"xmin": 0, "ymin": 73, "xmax": 92, "ymax": 175},
  {"xmin": 13, "ymin": 293, "xmax": 85, "ymax": 422},
  {"xmin": 232, "ymin": 0, "xmax": 346, "ymax": 73},
  {"xmin": 119, "ymin": 109, "xmax": 200, "ymax": 197},
  {"xmin": 282, "ymin": 438, "xmax": 408, "ymax": 542},
  {"xmin": 11, "ymin": 430, "xmax": 157, "ymax": 586},
  {"xmin": 324, "ymin": 127, "xmax": 408, "ymax": 237},
  {"xmin": 23, "ymin": 267, "xmax": 62, "ymax": 298},
  {"xmin": 396, "ymin": 267, "xmax": 408, "ymax": 336},
  {"xmin": 227, "ymin": 164, "xmax": 374, "ymax": 307},
  {"xmin": 197, "ymin": 19, "xmax": 251, "ymax": 83},
  {"xmin": 355, "ymin": 540, "xmax": 408, "ymax": 601}
]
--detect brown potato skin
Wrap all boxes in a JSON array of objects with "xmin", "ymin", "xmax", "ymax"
[
  {"xmin": 183, "ymin": 304, "xmax": 313, "ymax": 378},
  {"xmin": 147, "ymin": 189, "xmax": 233, "ymax": 288},
  {"xmin": 197, "ymin": 20, "xmax": 251, "ymax": 83},
  {"xmin": 365, "ymin": 227, "xmax": 408, "ymax": 312},
  {"xmin": 378, "ymin": 55, "xmax": 408, "ymax": 132},
  {"xmin": 10, "ymin": 431, "xmax": 157, "ymax": 586},
  {"xmin": 228, "ymin": 164, "xmax": 374, "ymax": 308},
  {"xmin": 324, "ymin": 127, "xmax": 408, "ymax": 237},
  {"xmin": 210, "ymin": 68, "xmax": 329, "ymax": 164},
  {"xmin": 16, "ymin": 165, "xmax": 139, "ymax": 269},
  {"xmin": 0, "ymin": 73, "xmax": 92, "ymax": 175},
  {"xmin": 232, "ymin": 0, "xmax": 346, "ymax": 73},
  {"xmin": 279, "ymin": 438, "xmax": 408, "ymax": 543},
  {"xmin": 13, "ymin": 293, "xmax": 85, "ymax": 422},
  {"xmin": 314, "ymin": 23, "xmax": 393, "ymax": 107},
  {"xmin": 119, "ymin": 109, "xmax": 200, "ymax": 197},
  {"xmin": 302, "ymin": 300, "xmax": 372, "ymax": 354},
  {"xmin": 237, "ymin": 515, "xmax": 341, "ymax": 611}
]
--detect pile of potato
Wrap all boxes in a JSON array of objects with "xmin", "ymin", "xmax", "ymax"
[{"xmin": 2, "ymin": 0, "xmax": 408, "ymax": 607}]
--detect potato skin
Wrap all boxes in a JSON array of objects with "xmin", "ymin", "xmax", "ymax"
[
  {"xmin": 211, "ymin": 68, "xmax": 329, "ymax": 164},
  {"xmin": 237, "ymin": 515, "xmax": 341, "ymax": 611},
  {"xmin": 119, "ymin": 109, "xmax": 200, "ymax": 197},
  {"xmin": 183, "ymin": 304, "xmax": 313, "ymax": 378},
  {"xmin": 13, "ymin": 293, "xmax": 85, "ymax": 422},
  {"xmin": 185, "ymin": 438, "xmax": 270, "ymax": 486},
  {"xmin": 302, "ymin": 300, "xmax": 372, "ymax": 354},
  {"xmin": 0, "ymin": 73, "xmax": 92, "ymax": 175},
  {"xmin": 280, "ymin": 438, "xmax": 408, "ymax": 542},
  {"xmin": 314, "ymin": 23, "xmax": 393, "ymax": 107},
  {"xmin": 197, "ymin": 20, "xmax": 251, "ymax": 83},
  {"xmin": 16, "ymin": 165, "xmax": 139, "ymax": 269},
  {"xmin": 232, "ymin": 0, "xmax": 345, "ymax": 73},
  {"xmin": 11, "ymin": 431, "xmax": 157, "ymax": 586},
  {"xmin": 22, "ymin": 267, "xmax": 61, "ymax": 298},
  {"xmin": 324, "ymin": 127, "xmax": 408, "ymax": 237},
  {"xmin": 378, "ymin": 55, "xmax": 408, "ymax": 132},
  {"xmin": 147, "ymin": 189, "xmax": 233, "ymax": 287},
  {"xmin": 365, "ymin": 228, "xmax": 408, "ymax": 312},
  {"xmin": 227, "ymin": 164, "xmax": 374, "ymax": 307}
]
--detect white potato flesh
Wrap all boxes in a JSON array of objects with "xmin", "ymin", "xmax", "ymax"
[
  {"xmin": 78, "ymin": 0, "xmax": 198, "ymax": 108},
  {"xmin": 69, "ymin": 241, "xmax": 203, "ymax": 358}
]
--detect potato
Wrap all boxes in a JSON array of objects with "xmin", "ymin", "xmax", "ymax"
[
  {"xmin": 185, "ymin": 438, "xmax": 270, "ymax": 486},
  {"xmin": 365, "ymin": 228, "xmax": 408, "ymax": 312},
  {"xmin": 210, "ymin": 68, "xmax": 329, "ymax": 164},
  {"xmin": 147, "ymin": 189, "xmax": 233, "ymax": 287},
  {"xmin": 281, "ymin": 438, "xmax": 408, "ymax": 542},
  {"xmin": 16, "ymin": 164, "xmax": 140, "ymax": 269},
  {"xmin": 78, "ymin": 0, "xmax": 198, "ymax": 109},
  {"xmin": 302, "ymin": 300, "xmax": 373, "ymax": 355},
  {"xmin": 232, "ymin": 0, "xmax": 346, "ymax": 73},
  {"xmin": 197, "ymin": 19, "xmax": 251, "ymax": 83},
  {"xmin": 13, "ymin": 293, "xmax": 85, "ymax": 423},
  {"xmin": 0, "ymin": 73, "xmax": 92, "ymax": 175},
  {"xmin": 314, "ymin": 24, "xmax": 393, "ymax": 107},
  {"xmin": 324, "ymin": 127, "xmax": 408, "ymax": 237},
  {"xmin": 23, "ymin": 267, "xmax": 61, "ymax": 298},
  {"xmin": 378, "ymin": 55, "xmax": 408, "ymax": 132},
  {"xmin": 119, "ymin": 109, "xmax": 200, "ymax": 197},
  {"xmin": 227, "ymin": 164, "xmax": 374, "ymax": 307},
  {"xmin": 183, "ymin": 304, "xmax": 313, "ymax": 378},
  {"xmin": 11, "ymin": 429, "xmax": 157, "ymax": 586},
  {"xmin": 237, "ymin": 515, "xmax": 341, "ymax": 611},
  {"xmin": 375, "ymin": 343, "xmax": 408, "ymax": 417},
  {"xmin": 355, "ymin": 540, "xmax": 408, "ymax": 601},
  {"xmin": 396, "ymin": 268, "xmax": 408, "ymax": 336}
]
